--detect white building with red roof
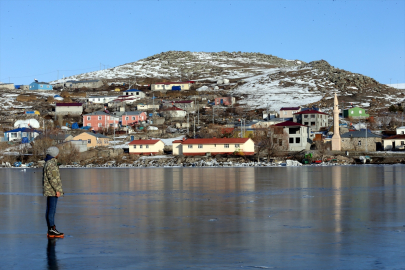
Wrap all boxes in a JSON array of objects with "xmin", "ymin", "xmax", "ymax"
[
  {"xmin": 172, "ymin": 138, "xmax": 254, "ymax": 156},
  {"xmin": 279, "ymin": 107, "xmax": 301, "ymax": 119},
  {"xmin": 293, "ymin": 109, "xmax": 329, "ymax": 132},
  {"xmin": 161, "ymin": 106, "xmax": 187, "ymax": 118},
  {"xmin": 128, "ymin": 139, "xmax": 165, "ymax": 155},
  {"xmin": 272, "ymin": 121, "xmax": 312, "ymax": 151}
]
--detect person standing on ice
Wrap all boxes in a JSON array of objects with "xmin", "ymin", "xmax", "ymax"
[{"xmin": 43, "ymin": 146, "xmax": 64, "ymax": 238}]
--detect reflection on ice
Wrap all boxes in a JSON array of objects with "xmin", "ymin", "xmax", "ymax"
[{"xmin": 0, "ymin": 166, "xmax": 404, "ymax": 269}]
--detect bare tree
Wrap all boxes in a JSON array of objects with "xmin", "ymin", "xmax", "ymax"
[
  {"xmin": 253, "ymin": 127, "xmax": 289, "ymax": 161},
  {"xmin": 57, "ymin": 142, "xmax": 80, "ymax": 165}
]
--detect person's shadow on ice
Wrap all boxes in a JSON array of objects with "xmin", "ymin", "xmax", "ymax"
[{"xmin": 47, "ymin": 238, "xmax": 59, "ymax": 270}]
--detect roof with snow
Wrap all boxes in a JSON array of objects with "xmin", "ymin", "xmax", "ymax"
[
  {"xmin": 272, "ymin": 121, "xmax": 307, "ymax": 127},
  {"xmin": 129, "ymin": 139, "xmax": 162, "ymax": 145},
  {"xmin": 280, "ymin": 107, "xmax": 300, "ymax": 111},
  {"xmin": 294, "ymin": 110, "xmax": 328, "ymax": 115},
  {"xmin": 179, "ymin": 138, "xmax": 250, "ymax": 145}
]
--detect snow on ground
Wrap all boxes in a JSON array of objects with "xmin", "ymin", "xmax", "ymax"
[
  {"xmin": 157, "ymin": 136, "xmax": 185, "ymax": 146},
  {"xmin": 386, "ymin": 83, "xmax": 405, "ymax": 89},
  {"xmin": 230, "ymin": 68, "xmax": 323, "ymax": 111}
]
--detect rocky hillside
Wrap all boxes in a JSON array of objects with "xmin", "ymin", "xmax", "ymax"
[{"xmin": 52, "ymin": 51, "xmax": 399, "ymax": 112}]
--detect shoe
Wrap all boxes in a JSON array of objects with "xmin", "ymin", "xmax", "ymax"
[{"xmin": 47, "ymin": 226, "xmax": 64, "ymax": 238}]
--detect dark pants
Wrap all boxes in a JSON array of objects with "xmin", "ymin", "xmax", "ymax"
[{"xmin": 46, "ymin": 196, "xmax": 58, "ymax": 229}]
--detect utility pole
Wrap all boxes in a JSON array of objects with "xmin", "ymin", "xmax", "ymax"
[
  {"xmin": 365, "ymin": 121, "xmax": 368, "ymax": 152},
  {"xmin": 187, "ymin": 112, "xmax": 189, "ymax": 134},
  {"xmin": 212, "ymin": 105, "xmax": 215, "ymax": 124},
  {"xmin": 197, "ymin": 101, "xmax": 199, "ymax": 125},
  {"xmin": 193, "ymin": 116, "xmax": 196, "ymax": 138}
]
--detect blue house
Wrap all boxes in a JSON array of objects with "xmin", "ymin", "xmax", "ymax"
[
  {"xmin": 4, "ymin": 128, "xmax": 40, "ymax": 142},
  {"xmin": 29, "ymin": 81, "xmax": 53, "ymax": 90}
]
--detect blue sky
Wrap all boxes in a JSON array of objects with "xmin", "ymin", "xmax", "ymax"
[{"xmin": 0, "ymin": 0, "xmax": 404, "ymax": 85}]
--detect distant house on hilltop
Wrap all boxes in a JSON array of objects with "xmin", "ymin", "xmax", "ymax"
[
  {"xmin": 151, "ymin": 81, "xmax": 194, "ymax": 91},
  {"xmin": 29, "ymin": 81, "xmax": 52, "ymax": 90}
]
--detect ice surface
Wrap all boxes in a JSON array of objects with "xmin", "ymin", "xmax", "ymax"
[{"xmin": 1, "ymin": 166, "xmax": 405, "ymax": 269}]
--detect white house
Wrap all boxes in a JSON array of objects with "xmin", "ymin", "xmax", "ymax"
[
  {"xmin": 88, "ymin": 96, "xmax": 118, "ymax": 104},
  {"xmin": 161, "ymin": 106, "xmax": 187, "ymax": 118},
  {"xmin": 123, "ymin": 89, "xmax": 146, "ymax": 98},
  {"xmin": 172, "ymin": 138, "xmax": 255, "ymax": 156},
  {"xmin": 128, "ymin": 139, "xmax": 164, "ymax": 155}
]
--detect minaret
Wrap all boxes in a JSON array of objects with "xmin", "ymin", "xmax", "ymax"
[{"xmin": 331, "ymin": 93, "xmax": 341, "ymax": 151}]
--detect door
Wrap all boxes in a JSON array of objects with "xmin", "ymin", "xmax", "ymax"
[{"xmin": 392, "ymin": 141, "xmax": 396, "ymax": 150}]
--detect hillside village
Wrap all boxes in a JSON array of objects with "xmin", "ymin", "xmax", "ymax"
[{"xmin": 1, "ymin": 51, "xmax": 405, "ymax": 168}]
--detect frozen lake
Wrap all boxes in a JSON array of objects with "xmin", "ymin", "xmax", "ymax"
[{"xmin": 1, "ymin": 166, "xmax": 405, "ymax": 269}]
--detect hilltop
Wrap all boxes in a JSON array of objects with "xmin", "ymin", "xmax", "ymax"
[{"xmin": 52, "ymin": 51, "xmax": 399, "ymax": 111}]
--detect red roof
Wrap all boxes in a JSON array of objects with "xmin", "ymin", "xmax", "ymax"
[
  {"xmin": 172, "ymin": 140, "xmax": 183, "ymax": 143},
  {"xmin": 384, "ymin": 135, "xmax": 405, "ymax": 140},
  {"xmin": 280, "ymin": 107, "xmax": 300, "ymax": 111},
  {"xmin": 180, "ymin": 138, "xmax": 250, "ymax": 145},
  {"xmin": 294, "ymin": 110, "xmax": 328, "ymax": 115},
  {"xmin": 154, "ymin": 81, "xmax": 193, "ymax": 85},
  {"xmin": 129, "ymin": 139, "xmax": 161, "ymax": 145},
  {"xmin": 56, "ymin": 103, "xmax": 82, "ymax": 107},
  {"xmin": 272, "ymin": 121, "xmax": 307, "ymax": 127}
]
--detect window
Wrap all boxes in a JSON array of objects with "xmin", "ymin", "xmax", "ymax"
[
  {"xmin": 140, "ymin": 145, "xmax": 143, "ymax": 149},
  {"xmin": 125, "ymin": 117, "xmax": 129, "ymax": 120},
  {"xmin": 311, "ymin": 115, "xmax": 315, "ymax": 118},
  {"xmin": 87, "ymin": 116, "xmax": 91, "ymax": 120},
  {"xmin": 133, "ymin": 145, "xmax": 136, "ymax": 149},
  {"xmin": 283, "ymin": 111, "xmax": 287, "ymax": 115},
  {"xmin": 296, "ymin": 138, "xmax": 300, "ymax": 144},
  {"xmin": 273, "ymin": 138, "xmax": 277, "ymax": 144},
  {"xmin": 359, "ymin": 111, "xmax": 362, "ymax": 114},
  {"xmin": 40, "ymin": 85, "xmax": 43, "ymax": 88},
  {"xmin": 136, "ymin": 92, "xmax": 139, "ymax": 95},
  {"xmin": 304, "ymin": 122, "xmax": 308, "ymax": 126},
  {"xmin": 98, "ymin": 116, "xmax": 102, "ymax": 120},
  {"xmin": 132, "ymin": 117, "xmax": 135, "ymax": 120},
  {"xmin": 304, "ymin": 115, "xmax": 308, "ymax": 118},
  {"xmin": 289, "ymin": 138, "xmax": 294, "ymax": 144},
  {"xmin": 98, "ymin": 123, "xmax": 102, "ymax": 127},
  {"xmin": 87, "ymin": 123, "xmax": 91, "ymax": 126},
  {"xmin": 311, "ymin": 122, "xmax": 315, "ymax": 126},
  {"xmin": 224, "ymin": 144, "xmax": 229, "ymax": 148},
  {"xmin": 146, "ymin": 145, "xmax": 149, "ymax": 148},
  {"xmin": 235, "ymin": 144, "xmax": 240, "ymax": 148},
  {"xmin": 279, "ymin": 139, "xmax": 283, "ymax": 146},
  {"xmin": 351, "ymin": 111, "xmax": 354, "ymax": 114},
  {"xmin": 358, "ymin": 141, "xmax": 361, "ymax": 146},
  {"xmin": 401, "ymin": 141, "xmax": 404, "ymax": 145},
  {"xmin": 188, "ymin": 145, "xmax": 193, "ymax": 149},
  {"xmin": 198, "ymin": 145, "xmax": 203, "ymax": 148},
  {"xmin": 88, "ymin": 139, "xmax": 91, "ymax": 143}
]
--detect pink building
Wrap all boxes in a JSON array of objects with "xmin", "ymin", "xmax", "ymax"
[
  {"xmin": 121, "ymin": 111, "xmax": 147, "ymax": 126},
  {"xmin": 83, "ymin": 111, "xmax": 119, "ymax": 131},
  {"xmin": 215, "ymin": 97, "xmax": 235, "ymax": 106}
]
